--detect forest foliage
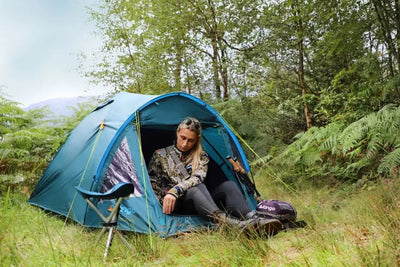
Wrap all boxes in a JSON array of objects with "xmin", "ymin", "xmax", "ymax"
[
  {"xmin": 2, "ymin": 0, "xmax": 400, "ymax": 188},
  {"xmin": 272, "ymin": 104, "xmax": 400, "ymax": 183},
  {"xmin": 84, "ymin": 0, "xmax": 400, "ymax": 125},
  {"xmin": 2, "ymin": 2, "xmax": 400, "ymax": 264},
  {"xmin": 81, "ymin": 0, "xmax": 400, "ymax": 168},
  {"xmin": 0, "ymin": 94, "xmax": 96, "ymax": 189}
]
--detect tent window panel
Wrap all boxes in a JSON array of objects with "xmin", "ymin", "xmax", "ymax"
[{"xmin": 102, "ymin": 136, "xmax": 143, "ymax": 197}]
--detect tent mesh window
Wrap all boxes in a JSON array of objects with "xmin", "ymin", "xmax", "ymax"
[{"xmin": 102, "ymin": 137, "xmax": 143, "ymax": 197}]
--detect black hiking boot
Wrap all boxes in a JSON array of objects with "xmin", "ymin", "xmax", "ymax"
[
  {"xmin": 213, "ymin": 212, "xmax": 258, "ymax": 232},
  {"xmin": 245, "ymin": 211, "xmax": 283, "ymax": 237}
]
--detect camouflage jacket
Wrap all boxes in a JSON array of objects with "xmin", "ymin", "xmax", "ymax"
[{"xmin": 148, "ymin": 145, "xmax": 209, "ymax": 204}]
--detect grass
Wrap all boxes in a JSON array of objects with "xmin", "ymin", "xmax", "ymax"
[{"xmin": 1, "ymin": 176, "xmax": 400, "ymax": 266}]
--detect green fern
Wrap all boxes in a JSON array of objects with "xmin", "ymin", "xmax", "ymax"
[
  {"xmin": 0, "ymin": 148, "xmax": 30, "ymax": 159},
  {"xmin": 320, "ymin": 122, "xmax": 343, "ymax": 152},
  {"xmin": 271, "ymin": 104, "xmax": 400, "ymax": 181},
  {"xmin": 345, "ymin": 157, "xmax": 370, "ymax": 173},
  {"xmin": 378, "ymin": 147, "xmax": 400, "ymax": 175},
  {"xmin": 338, "ymin": 116, "xmax": 370, "ymax": 154},
  {"xmin": 0, "ymin": 94, "xmax": 99, "ymax": 187}
]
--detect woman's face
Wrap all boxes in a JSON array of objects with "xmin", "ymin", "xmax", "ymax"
[{"xmin": 176, "ymin": 128, "xmax": 198, "ymax": 152}]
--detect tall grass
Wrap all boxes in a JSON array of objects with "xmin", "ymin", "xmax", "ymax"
[{"xmin": 1, "ymin": 177, "xmax": 400, "ymax": 266}]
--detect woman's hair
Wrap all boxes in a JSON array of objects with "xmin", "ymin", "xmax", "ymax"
[{"xmin": 176, "ymin": 117, "xmax": 203, "ymax": 171}]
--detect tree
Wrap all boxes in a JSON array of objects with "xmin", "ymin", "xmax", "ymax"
[
  {"xmin": 85, "ymin": 0, "xmax": 266, "ymax": 100},
  {"xmin": 248, "ymin": 0, "xmax": 377, "ymax": 128},
  {"xmin": 372, "ymin": 0, "xmax": 400, "ymax": 76},
  {"xmin": 85, "ymin": 0, "xmax": 183, "ymax": 94},
  {"xmin": 83, "ymin": 0, "xmax": 400, "ymax": 145}
]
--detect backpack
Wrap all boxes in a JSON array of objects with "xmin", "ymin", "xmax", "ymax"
[{"xmin": 256, "ymin": 199, "xmax": 306, "ymax": 229}]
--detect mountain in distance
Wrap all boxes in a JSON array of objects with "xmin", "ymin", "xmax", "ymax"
[{"xmin": 24, "ymin": 96, "xmax": 101, "ymax": 117}]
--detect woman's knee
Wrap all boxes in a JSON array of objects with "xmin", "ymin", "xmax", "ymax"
[
  {"xmin": 185, "ymin": 183, "xmax": 209, "ymax": 199},
  {"xmin": 217, "ymin": 180, "xmax": 240, "ymax": 193}
]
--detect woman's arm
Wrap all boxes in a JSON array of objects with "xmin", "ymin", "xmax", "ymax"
[
  {"xmin": 148, "ymin": 151, "xmax": 166, "ymax": 202},
  {"xmin": 167, "ymin": 152, "xmax": 209, "ymax": 198}
]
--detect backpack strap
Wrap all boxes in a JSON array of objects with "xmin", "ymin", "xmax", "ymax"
[{"xmin": 165, "ymin": 146, "xmax": 190, "ymax": 179}]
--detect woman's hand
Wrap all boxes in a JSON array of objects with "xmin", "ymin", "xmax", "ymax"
[{"xmin": 163, "ymin": 194, "xmax": 177, "ymax": 214}]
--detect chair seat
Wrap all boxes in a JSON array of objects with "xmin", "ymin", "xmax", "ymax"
[
  {"xmin": 75, "ymin": 182, "xmax": 135, "ymax": 200},
  {"xmin": 75, "ymin": 182, "xmax": 135, "ymax": 261}
]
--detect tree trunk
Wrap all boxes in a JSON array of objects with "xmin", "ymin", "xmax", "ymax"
[
  {"xmin": 298, "ymin": 36, "xmax": 312, "ymax": 129},
  {"xmin": 292, "ymin": 2, "xmax": 312, "ymax": 129},
  {"xmin": 183, "ymin": 55, "xmax": 193, "ymax": 95},
  {"xmin": 394, "ymin": 0, "xmax": 400, "ymax": 72},
  {"xmin": 211, "ymin": 33, "xmax": 222, "ymax": 99},
  {"xmin": 218, "ymin": 36, "xmax": 228, "ymax": 100},
  {"xmin": 174, "ymin": 42, "xmax": 183, "ymax": 91},
  {"xmin": 209, "ymin": 0, "xmax": 222, "ymax": 100},
  {"xmin": 221, "ymin": 49, "xmax": 228, "ymax": 101},
  {"xmin": 372, "ymin": 0, "xmax": 398, "ymax": 76}
]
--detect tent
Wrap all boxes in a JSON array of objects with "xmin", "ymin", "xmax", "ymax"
[{"xmin": 28, "ymin": 92, "xmax": 258, "ymax": 236}]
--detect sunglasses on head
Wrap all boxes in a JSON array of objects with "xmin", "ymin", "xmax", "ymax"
[{"xmin": 184, "ymin": 118, "xmax": 200, "ymax": 129}]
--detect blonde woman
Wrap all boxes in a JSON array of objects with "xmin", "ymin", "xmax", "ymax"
[{"xmin": 148, "ymin": 117, "xmax": 282, "ymax": 234}]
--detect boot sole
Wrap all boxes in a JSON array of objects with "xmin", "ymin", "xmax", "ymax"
[{"xmin": 256, "ymin": 219, "xmax": 283, "ymax": 237}]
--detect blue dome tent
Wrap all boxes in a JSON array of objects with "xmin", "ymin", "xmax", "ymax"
[{"xmin": 29, "ymin": 92, "xmax": 258, "ymax": 236}]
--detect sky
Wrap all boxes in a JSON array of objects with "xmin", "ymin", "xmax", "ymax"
[{"xmin": 0, "ymin": 0, "xmax": 108, "ymax": 107}]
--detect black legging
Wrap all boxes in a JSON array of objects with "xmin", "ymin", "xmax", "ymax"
[{"xmin": 173, "ymin": 180, "xmax": 252, "ymax": 219}]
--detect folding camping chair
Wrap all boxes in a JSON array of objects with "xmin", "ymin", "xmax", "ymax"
[{"xmin": 75, "ymin": 182, "xmax": 135, "ymax": 261}]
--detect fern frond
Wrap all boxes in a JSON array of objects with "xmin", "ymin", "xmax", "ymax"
[
  {"xmin": 347, "ymin": 146, "xmax": 362, "ymax": 160},
  {"xmin": 271, "ymin": 104, "xmax": 400, "ymax": 181},
  {"xmin": 378, "ymin": 147, "xmax": 400, "ymax": 175},
  {"xmin": 0, "ymin": 148, "xmax": 30, "ymax": 159},
  {"xmin": 339, "ymin": 116, "xmax": 370, "ymax": 153},
  {"xmin": 1, "ymin": 131, "xmax": 33, "ymax": 150},
  {"xmin": 319, "ymin": 122, "xmax": 344, "ymax": 153},
  {"xmin": 345, "ymin": 157, "xmax": 370, "ymax": 173},
  {"xmin": 301, "ymin": 150, "xmax": 322, "ymax": 167}
]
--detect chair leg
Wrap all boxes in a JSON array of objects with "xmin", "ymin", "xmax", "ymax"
[
  {"xmin": 83, "ymin": 196, "xmax": 131, "ymax": 261},
  {"xmin": 115, "ymin": 230, "xmax": 131, "ymax": 249},
  {"xmin": 104, "ymin": 226, "xmax": 115, "ymax": 261},
  {"xmin": 96, "ymin": 227, "xmax": 107, "ymax": 245}
]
